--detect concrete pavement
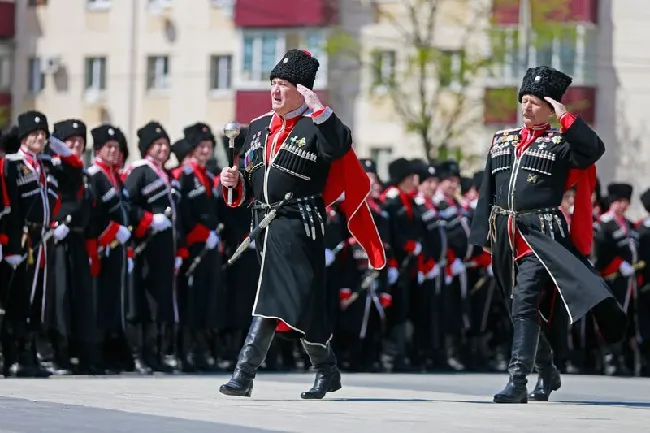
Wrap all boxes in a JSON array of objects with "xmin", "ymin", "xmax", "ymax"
[{"xmin": 0, "ymin": 373, "xmax": 648, "ymax": 433}]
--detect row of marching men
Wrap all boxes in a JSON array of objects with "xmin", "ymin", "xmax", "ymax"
[
  {"xmin": 326, "ymin": 158, "xmax": 650, "ymax": 377},
  {"xmin": 0, "ymin": 109, "xmax": 266, "ymax": 377}
]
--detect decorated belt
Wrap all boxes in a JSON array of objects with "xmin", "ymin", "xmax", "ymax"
[{"xmin": 252, "ymin": 193, "xmax": 322, "ymax": 212}]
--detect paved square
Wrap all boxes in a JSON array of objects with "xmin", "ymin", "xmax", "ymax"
[{"xmin": 0, "ymin": 373, "xmax": 647, "ymax": 432}]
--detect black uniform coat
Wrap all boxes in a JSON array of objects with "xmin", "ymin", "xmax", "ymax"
[
  {"xmin": 227, "ymin": 104, "xmax": 354, "ymax": 346},
  {"xmin": 469, "ymin": 117, "xmax": 626, "ymax": 344},
  {"xmin": 50, "ymin": 166, "xmax": 96, "ymax": 341},
  {"xmin": 634, "ymin": 217, "xmax": 650, "ymax": 342},
  {"xmin": 123, "ymin": 158, "xmax": 178, "ymax": 324},
  {"xmin": 87, "ymin": 159, "xmax": 130, "ymax": 332},
  {"xmin": 2, "ymin": 148, "xmax": 83, "ymax": 330}
]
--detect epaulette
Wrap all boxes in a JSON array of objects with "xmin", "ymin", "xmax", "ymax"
[
  {"xmin": 5, "ymin": 154, "xmax": 24, "ymax": 161},
  {"xmin": 249, "ymin": 111, "xmax": 274, "ymax": 124},
  {"xmin": 384, "ymin": 187, "xmax": 399, "ymax": 199},
  {"xmin": 129, "ymin": 159, "xmax": 149, "ymax": 168},
  {"xmin": 87, "ymin": 165, "xmax": 100, "ymax": 176},
  {"xmin": 599, "ymin": 213, "xmax": 613, "ymax": 223},
  {"xmin": 495, "ymin": 127, "xmax": 522, "ymax": 135},
  {"xmin": 414, "ymin": 195, "xmax": 425, "ymax": 206}
]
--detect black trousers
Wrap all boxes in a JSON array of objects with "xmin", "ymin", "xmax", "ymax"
[{"xmin": 512, "ymin": 254, "xmax": 551, "ymax": 321}]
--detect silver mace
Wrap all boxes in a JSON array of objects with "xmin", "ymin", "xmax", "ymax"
[{"xmin": 223, "ymin": 121, "xmax": 241, "ymax": 206}]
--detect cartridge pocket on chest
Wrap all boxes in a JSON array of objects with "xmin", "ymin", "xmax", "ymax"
[
  {"xmin": 521, "ymin": 149, "xmax": 556, "ymax": 176},
  {"xmin": 490, "ymin": 147, "xmax": 512, "ymax": 174},
  {"xmin": 272, "ymin": 143, "xmax": 317, "ymax": 181}
]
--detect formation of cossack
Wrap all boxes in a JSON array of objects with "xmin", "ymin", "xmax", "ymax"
[{"xmin": 0, "ymin": 51, "xmax": 646, "ymax": 405}]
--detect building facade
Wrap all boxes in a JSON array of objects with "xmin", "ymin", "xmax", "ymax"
[{"xmin": 0, "ymin": 0, "xmax": 14, "ymax": 130}]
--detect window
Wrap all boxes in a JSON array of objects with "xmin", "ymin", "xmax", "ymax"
[
  {"xmin": 211, "ymin": 0, "xmax": 234, "ymax": 16},
  {"xmin": 28, "ymin": 57, "xmax": 44, "ymax": 94},
  {"xmin": 84, "ymin": 57, "xmax": 107, "ymax": 91},
  {"xmin": 87, "ymin": 0, "xmax": 111, "ymax": 10},
  {"xmin": 439, "ymin": 51, "xmax": 464, "ymax": 90},
  {"xmin": 146, "ymin": 56, "xmax": 170, "ymax": 91},
  {"xmin": 371, "ymin": 50, "xmax": 396, "ymax": 87},
  {"xmin": 242, "ymin": 33, "xmax": 281, "ymax": 82},
  {"xmin": 209, "ymin": 55, "xmax": 232, "ymax": 91},
  {"xmin": 491, "ymin": 24, "xmax": 596, "ymax": 85},
  {"xmin": 0, "ymin": 55, "xmax": 11, "ymax": 91}
]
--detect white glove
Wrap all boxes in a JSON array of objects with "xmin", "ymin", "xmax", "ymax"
[
  {"xmin": 0, "ymin": 245, "xmax": 2, "ymax": 262},
  {"xmin": 325, "ymin": 248, "xmax": 335, "ymax": 266},
  {"xmin": 174, "ymin": 257, "xmax": 183, "ymax": 272},
  {"xmin": 249, "ymin": 239, "xmax": 256, "ymax": 249},
  {"xmin": 445, "ymin": 274, "xmax": 454, "ymax": 285},
  {"xmin": 412, "ymin": 242, "xmax": 422, "ymax": 256},
  {"xmin": 49, "ymin": 135, "xmax": 72, "ymax": 157},
  {"xmin": 619, "ymin": 261, "xmax": 635, "ymax": 277},
  {"xmin": 151, "ymin": 213, "xmax": 172, "ymax": 232},
  {"xmin": 487, "ymin": 264, "xmax": 493, "ymax": 277},
  {"xmin": 116, "ymin": 225, "xmax": 131, "ymax": 244},
  {"xmin": 53, "ymin": 223, "xmax": 70, "ymax": 241},
  {"xmin": 127, "ymin": 257, "xmax": 134, "ymax": 274},
  {"xmin": 417, "ymin": 272, "xmax": 425, "ymax": 285},
  {"xmin": 451, "ymin": 258, "xmax": 465, "ymax": 276},
  {"xmin": 388, "ymin": 267, "xmax": 399, "ymax": 285},
  {"xmin": 206, "ymin": 231, "xmax": 219, "ymax": 249},
  {"xmin": 4, "ymin": 254, "xmax": 24, "ymax": 269},
  {"xmin": 427, "ymin": 263, "xmax": 441, "ymax": 279}
]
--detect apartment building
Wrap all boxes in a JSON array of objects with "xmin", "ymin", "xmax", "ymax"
[
  {"xmin": 0, "ymin": 0, "xmax": 14, "ymax": 130},
  {"xmin": 10, "ymin": 0, "xmax": 336, "ymax": 164}
]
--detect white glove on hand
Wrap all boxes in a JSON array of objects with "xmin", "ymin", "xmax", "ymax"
[
  {"xmin": 0, "ymin": 245, "xmax": 3, "ymax": 262},
  {"xmin": 4, "ymin": 254, "xmax": 24, "ymax": 269},
  {"xmin": 174, "ymin": 257, "xmax": 183, "ymax": 272},
  {"xmin": 619, "ymin": 261, "xmax": 635, "ymax": 277},
  {"xmin": 412, "ymin": 242, "xmax": 422, "ymax": 256},
  {"xmin": 127, "ymin": 257, "xmax": 134, "ymax": 274},
  {"xmin": 116, "ymin": 225, "xmax": 131, "ymax": 244},
  {"xmin": 49, "ymin": 135, "xmax": 72, "ymax": 157},
  {"xmin": 325, "ymin": 248, "xmax": 335, "ymax": 266},
  {"xmin": 487, "ymin": 264, "xmax": 493, "ymax": 277},
  {"xmin": 445, "ymin": 274, "xmax": 454, "ymax": 285},
  {"xmin": 151, "ymin": 213, "xmax": 172, "ymax": 232},
  {"xmin": 249, "ymin": 239, "xmax": 256, "ymax": 249},
  {"xmin": 388, "ymin": 267, "xmax": 399, "ymax": 285},
  {"xmin": 53, "ymin": 223, "xmax": 70, "ymax": 241},
  {"xmin": 206, "ymin": 231, "xmax": 219, "ymax": 250},
  {"xmin": 417, "ymin": 272, "xmax": 425, "ymax": 285},
  {"xmin": 427, "ymin": 264, "xmax": 441, "ymax": 279},
  {"xmin": 451, "ymin": 258, "xmax": 465, "ymax": 276}
]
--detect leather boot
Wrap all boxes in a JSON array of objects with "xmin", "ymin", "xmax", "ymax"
[
  {"xmin": 529, "ymin": 333, "xmax": 561, "ymax": 401},
  {"xmin": 301, "ymin": 340, "xmax": 341, "ymax": 399},
  {"xmin": 219, "ymin": 317, "xmax": 276, "ymax": 397},
  {"xmin": 494, "ymin": 318, "xmax": 539, "ymax": 403},
  {"xmin": 127, "ymin": 324, "xmax": 152, "ymax": 375}
]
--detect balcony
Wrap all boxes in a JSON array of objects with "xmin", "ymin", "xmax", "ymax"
[
  {"xmin": 235, "ymin": 90, "xmax": 329, "ymax": 124},
  {"xmin": 234, "ymin": 0, "xmax": 337, "ymax": 28},
  {"xmin": 0, "ymin": 1, "xmax": 15, "ymax": 39},
  {"xmin": 0, "ymin": 92, "xmax": 11, "ymax": 129},
  {"xmin": 492, "ymin": 0, "xmax": 598, "ymax": 25},
  {"xmin": 482, "ymin": 85, "xmax": 597, "ymax": 126}
]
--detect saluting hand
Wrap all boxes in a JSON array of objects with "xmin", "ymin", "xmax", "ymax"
[
  {"xmin": 297, "ymin": 84, "xmax": 325, "ymax": 112},
  {"xmin": 544, "ymin": 97, "xmax": 568, "ymax": 119}
]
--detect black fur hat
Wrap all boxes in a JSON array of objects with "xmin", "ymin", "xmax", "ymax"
[
  {"xmin": 270, "ymin": 49, "xmax": 320, "ymax": 90},
  {"xmin": 388, "ymin": 158, "xmax": 417, "ymax": 185},
  {"xmin": 472, "ymin": 170, "xmax": 484, "ymax": 190},
  {"xmin": 171, "ymin": 138, "xmax": 193, "ymax": 163},
  {"xmin": 438, "ymin": 160, "xmax": 461, "ymax": 180},
  {"xmin": 607, "ymin": 183, "xmax": 633, "ymax": 202},
  {"xmin": 0, "ymin": 126, "xmax": 20, "ymax": 155},
  {"xmin": 91, "ymin": 124, "xmax": 121, "ymax": 151},
  {"xmin": 518, "ymin": 66, "xmax": 572, "ymax": 107},
  {"xmin": 640, "ymin": 189, "xmax": 650, "ymax": 213},
  {"xmin": 137, "ymin": 121, "xmax": 170, "ymax": 158},
  {"xmin": 359, "ymin": 158, "xmax": 377, "ymax": 175},
  {"xmin": 18, "ymin": 110, "xmax": 50, "ymax": 141},
  {"xmin": 184, "ymin": 122, "xmax": 215, "ymax": 149},
  {"xmin": 116, "ymin": 128, "xmax": 129, "ymax": 161},
  {"xmin": 53, "ymin": 119, "xmax": 87, "ymax": 148}
]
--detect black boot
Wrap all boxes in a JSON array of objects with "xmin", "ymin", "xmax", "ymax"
[
  {"xmin": 127, "ymin": 325, "xmax": 152, "ymax": 375},
  {"xmin": 301, "ymin": 340, "xmax": 341, "ymax": 399},
  {"xmin": 219, "ymin": 317, "xmax": 276, "ymax": 397},
  {"xmin": 493, "ymin": 318, "xmax": 539, "ymax": 404},
  {"xmin": 529, "ymin": 333, "xmax": 561, "ymax": 401}
]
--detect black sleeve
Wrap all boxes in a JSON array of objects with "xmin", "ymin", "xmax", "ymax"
[
  {"xmin": 560, "ymin": 116, "xmax": 605, "ymax": 169},
  {"xmin": 314, "ymin": 109, "xmax": 353, "ymax": 161},
  {"xmin": 123, "ymin": 166, "xmax": 150, "ymax": 231},
  {"xmin": 468, "ymin": 151, "xmax": 494, "ymax": 247},
  {"xmin": 2, "ymin": 160, "xmax": 23, "ymax": 256}
]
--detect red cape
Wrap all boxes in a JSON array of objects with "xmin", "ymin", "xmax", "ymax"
[
  {"xmin": 276, "ymin": 148, "xmax": 387, "ymax": 334},
  {"xmin": 565, "ymin": 164, "xmax": 596, "ymax": 256}
]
